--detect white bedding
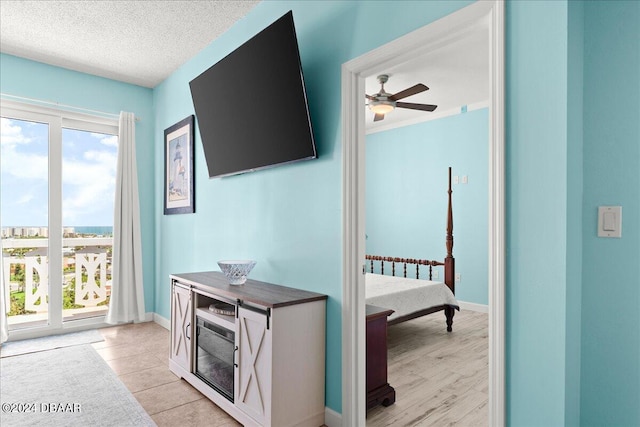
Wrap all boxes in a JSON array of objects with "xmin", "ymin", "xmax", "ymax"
[{"xmin": 365, "ymin": 273, "xmax": 459, "ymax": 321}]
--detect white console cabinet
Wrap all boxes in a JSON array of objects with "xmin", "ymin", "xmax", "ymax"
[{"xmin": 169, "ymin": 271, "xmax": 327, "ymax": 427}]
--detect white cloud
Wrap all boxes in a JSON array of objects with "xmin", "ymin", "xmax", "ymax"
[
  {"xmin": 62, "ymin": 149, "xmax": 117, "ymax": 223},
  {"xmin": 101, "ymin": 135, "xmax": 118, "ymax": 148},
  {"xmin": 83, "ymin": 150, "xmax": 117, "ymax": 164},
  {"xmin": 63, "ymin": 150, "xmax": 117, "ymax": 182},
  {"xmin": 1, "ymin": 117, "xmax": 31, "ymax": 146},
  {"xmin": 1, "ymin": 118, "xmax": 47, "ymax": 180},
  {"xmin": 63, "ymin": 178, "xmax": 116, "ymax": 223},
  {"xmin": 0, "ymin": 144, "xmax": 48, "ymax": 180},
  {"xmin": 91, "ymin": 132, "xmax": 118, "ymax": 148},
  {"xmin": 16, "ymin": 193, "xmax": 35, "ymax": 205}
]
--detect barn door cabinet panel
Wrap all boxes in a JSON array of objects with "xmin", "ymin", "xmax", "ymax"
[
  {"xmin": 236, "ymin": 305, "xmax": 272, "ymax": 425},
  {"xmin": 169, "ymin": 272, "xmax": 327, "ymax": 427},
  {"xmin": 170, "ymin": 282, "xmax": 192, "ymax": 371}
]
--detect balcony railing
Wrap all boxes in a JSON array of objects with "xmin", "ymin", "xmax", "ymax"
[{"xmin": 2, "ymin": 237, "xmax": 112, "ymax": 325}]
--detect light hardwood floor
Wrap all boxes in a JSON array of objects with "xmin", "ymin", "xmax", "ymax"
[
  {"xmin": 367, "ymin": 309, "xmax": 488, "ymax": 426},
  {"xmin": 94, "ymin": 309, "xmax": 487, "ymax": 426}
]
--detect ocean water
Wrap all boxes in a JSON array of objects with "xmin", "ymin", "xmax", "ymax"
[{"xmin": 73, "ymin": 226, "xmax": 113, "ymax": 236}]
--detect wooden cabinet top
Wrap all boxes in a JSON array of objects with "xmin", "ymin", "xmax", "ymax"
[{"xmin": 171, "ymin": 271, "xmax": 327, "ymax": 309}]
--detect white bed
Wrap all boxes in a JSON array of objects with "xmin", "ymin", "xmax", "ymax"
[
  {"xmin": 364, "ymin": 167, "xmax": 458, "ymax": 331},
  {"xmin": 365, "ymin": 273, "xmax": 459, "ymax": 323}
]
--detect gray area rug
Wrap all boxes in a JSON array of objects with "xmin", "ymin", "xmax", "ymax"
[
  {"xmin": 0, "ymin": 344, "xmax": 156, "ymax": 427},
  {"xmin": 1, "ymin": 330, "xmax": 104, "ymax": 358}
]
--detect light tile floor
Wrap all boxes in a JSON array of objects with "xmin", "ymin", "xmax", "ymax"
[
  {"xmin": 93, "ymin": 322, "xmax": 240, "ymax": 426},
  {"xmin": 95, "ymin": 310, "xmax": 487, "ymax": 426}
]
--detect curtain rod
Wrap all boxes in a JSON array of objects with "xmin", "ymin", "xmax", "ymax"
[{"xmin": 0, "ymin": 92, "xmax": 141, "ymax": 122}]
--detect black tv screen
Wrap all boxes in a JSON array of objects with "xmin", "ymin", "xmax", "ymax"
[{"xmin": 189, "ymin": 11, "xmax": 317, "ymax": 178}]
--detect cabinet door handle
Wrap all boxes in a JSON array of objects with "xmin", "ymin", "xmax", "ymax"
[
  {"xmin": 233, "ymin": 345, "xmax": 239, "ymax": 368},
  {"xmin": 185, "ymin": 322, "xmax": 191, "ymax": 340}
]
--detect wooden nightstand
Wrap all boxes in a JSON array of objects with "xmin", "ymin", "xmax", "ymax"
[{"xmin": 366, "ymin": 304, "xmax": 396, "ymax": 410}]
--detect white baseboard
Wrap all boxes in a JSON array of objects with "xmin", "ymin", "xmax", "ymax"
[
  {"xmin": 458, "ymin": 301, "xmax": 489, "ymax": 313},
  {"xmin": 153, "ymin": 313, "xmax": 170, "ymax": 330},
  {"xmin": 324, "ymin": 407, "xmax": 342, "ymax": 427}
]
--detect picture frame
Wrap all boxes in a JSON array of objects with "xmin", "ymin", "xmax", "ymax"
[{"xmin": 164, "ymin": 115, "xmax": 195, "ymax": 215}]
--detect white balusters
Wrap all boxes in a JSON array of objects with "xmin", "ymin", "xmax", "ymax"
[
  {"xmin": 25, "ymin": 251, "xmax": 48, "ymax": 312},
  {"xmin": 74, "ymin": 247, "xmax": 108, "ymax": 307}
]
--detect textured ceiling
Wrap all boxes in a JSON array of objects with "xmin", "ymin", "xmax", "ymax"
[
  {"xmin": 0, "ymin": 0, "xmax": 488, "ymax": 131},
  {"xmin": 0, "ymin": 0, "xmax": 259, "ymax": 88}
]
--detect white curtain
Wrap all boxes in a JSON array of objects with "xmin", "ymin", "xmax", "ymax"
[
  {"xmin": 1, "ymin": 233, "xmax": 8, "ymax": 343},
  {"xmin": 106, "ymin": 111, "xmax": 145, "ymax": 324}
]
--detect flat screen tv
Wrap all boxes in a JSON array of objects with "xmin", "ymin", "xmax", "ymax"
[{"xmin": 189, "ymin": 11, "xmax": 317, "ymax": 178}]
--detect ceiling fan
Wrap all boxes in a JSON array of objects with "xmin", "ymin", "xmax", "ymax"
[{"xmin": 366, "ymin": 74, "xmax": 437, "ymax": 121}]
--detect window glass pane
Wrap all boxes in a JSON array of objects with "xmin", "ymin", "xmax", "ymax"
[
  {"xmin": 1, "ymin": 117, "xmax": 49, "ymax": 329},
  {"xmin": 61, "ymin": 128, "xmax": 118, "ymax": 321}
]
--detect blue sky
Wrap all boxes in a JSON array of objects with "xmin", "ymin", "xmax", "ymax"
[{"xmin": 1, "ymin": 117, "xmax": 118, "ymax": 227}]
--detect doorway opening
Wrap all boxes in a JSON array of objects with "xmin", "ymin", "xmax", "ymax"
[{"xmin": 341, "ymin": 2, "xmax": 505, "ymax": 425}]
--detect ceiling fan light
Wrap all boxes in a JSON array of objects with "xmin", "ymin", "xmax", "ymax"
[{"xmin": 369, "ymin": 101, "xmax": 395, "ymax": 115}]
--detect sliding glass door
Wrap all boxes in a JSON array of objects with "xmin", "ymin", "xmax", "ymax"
[
  {"xmin": 1, "ymin": 103, "xmax": 118, "ymax": 334},
  {"xmin": 1, "ymin": 115, "xmax": 50, "ymax": 329},
  {"xmin": 61, "ymin": 127, "xmax": 117, "ymax": 322}
]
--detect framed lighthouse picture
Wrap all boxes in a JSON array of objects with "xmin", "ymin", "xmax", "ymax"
[{"xmin": 164, "ymin": 115, "xmax": 195, "ymax": 215}]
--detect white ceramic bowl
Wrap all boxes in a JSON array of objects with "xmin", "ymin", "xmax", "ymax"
[{"xmin": 217, "ymin": 260, "xmax": 256, "ymax": 285}]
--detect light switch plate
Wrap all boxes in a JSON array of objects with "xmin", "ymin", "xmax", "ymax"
[{"xmin": 598, "ymin": 206, "xmax": 622, "ymax": 238}]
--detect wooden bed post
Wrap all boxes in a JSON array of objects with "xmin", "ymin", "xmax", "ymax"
[
  {"xmin": 444, "ymin": 167, "xmax": 455, "ymax": 332},
  {"xmin": 445, "ymin": 167, "xmax": 455, "ymax": 294}
]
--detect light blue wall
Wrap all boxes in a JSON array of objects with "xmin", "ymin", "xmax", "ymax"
[
  {"xmin": 3, "ymin": 1, "xmax": 638, "ymax": 424},
  {"xmin": 153, "ymin": 0, "xmax": 640, "ymax": 421},
  {"xmin": 581, "ymin": 1, "xmax": 640, "ymax": 426},
  {"xmin": 565, "ymin": 1, "xmax": 584, "ymax": 425},
  {"xmin": 506, "ymin": 1, "xmax": 570, "ymax": 425},
  {"xmin": 365, "ymin": 109, "xmax": 488, "ymax": 305},
  {"xmin": 0, "ymin": 53, "xmax": 156, "ymax": 314},
  {"xmin": 152, "ymin": 0, "xmax": 474, "ymax": 413},
  {"xmin": 506, "ymin": 2, "xmax": 640, "ymax": 425}
]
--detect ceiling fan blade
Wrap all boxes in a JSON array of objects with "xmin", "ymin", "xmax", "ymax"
[
  {"xmin": 373, "ymin": 113, "xmax": 385, "ymax": 122},
  {"xmin": 396, "ymin": 102, "xmax": 438, "ymax": 112},
  {"xmin": 366, "ymin": 94, "xmax": 376, "ymax": 100},
  {"xmin": 389, "ymin": 83, "xmax": 428, "ymax": 101}
]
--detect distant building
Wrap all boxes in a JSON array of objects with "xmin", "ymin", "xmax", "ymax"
[{"xmin": 1, "ymin": 227, "xmax": 50, "ymax": 238}]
